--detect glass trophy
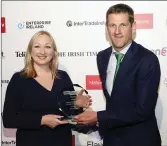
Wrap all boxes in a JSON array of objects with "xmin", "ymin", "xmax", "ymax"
[{"xmin": 57, "ymin": 84, "xmax": 88, "ymax": 125}]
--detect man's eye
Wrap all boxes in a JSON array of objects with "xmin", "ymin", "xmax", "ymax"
[
  {"xmin": 109, "ymin": 24, "xmax": 115, "ymax": 27},
  {"xmin": 121, "ymin": 24, "xmax": 128, "ymax": 27}
]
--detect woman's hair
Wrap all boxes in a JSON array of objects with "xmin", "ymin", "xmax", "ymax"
[{"xmin": 22, "ymin": 30, "xmax": 58, "ymax": 79}]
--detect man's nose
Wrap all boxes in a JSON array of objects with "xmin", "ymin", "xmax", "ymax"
[{"xmin": 114, "ymin": 26, "xmax": 121, "ymax": 35}]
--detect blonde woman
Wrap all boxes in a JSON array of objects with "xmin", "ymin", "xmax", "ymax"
[{"xmin": 3, "ymin": 30, "xmax": 91, "ymax": 146}]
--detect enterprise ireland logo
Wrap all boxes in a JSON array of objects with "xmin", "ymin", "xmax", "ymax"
[
  {"xmin": 18, "ymin": 20, "xmax": 51, "ymax": 29},
  {"xmin": 18, "ymin": 23, "xmax": 24, "ymax": 29}
]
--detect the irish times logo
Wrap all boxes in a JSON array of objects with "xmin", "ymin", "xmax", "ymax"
[
  {"xmin": 18, "ymin": 21, "xmax": 51, "ymax": 29},
  {"xmin": 66, "ymin": 20, "xmax": 105, "ymax": 27}
]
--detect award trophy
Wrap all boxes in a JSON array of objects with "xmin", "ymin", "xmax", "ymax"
[{"xmin": 57, "ymin": 84, "xmax": 88, "ymax": 125}]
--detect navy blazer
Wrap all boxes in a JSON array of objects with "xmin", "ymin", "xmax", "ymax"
[{"xmin": 97, "ymin": 41, "xmax": 161, "ymax": 146}]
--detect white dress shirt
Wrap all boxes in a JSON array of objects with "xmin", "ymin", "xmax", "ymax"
[{"xmin": 106, "ymin": 43, "xmax": 132, "ymax": 96}]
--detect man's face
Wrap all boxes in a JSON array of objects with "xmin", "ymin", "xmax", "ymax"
[{"xmin": 106, "ymin": 13, "xmax": 136, "ymax": 51}]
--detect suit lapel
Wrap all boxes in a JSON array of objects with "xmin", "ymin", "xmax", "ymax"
[
  {"xmin": 111, "ymin": 41, "xmax": 139, "ymax": 96},
  {"xmin": 101, "ymin": 47, "xmax": 112, "ymax": 84},
  {"xmin": 100, "ymin": 47, "xmax": 112, "ymax": 98}
]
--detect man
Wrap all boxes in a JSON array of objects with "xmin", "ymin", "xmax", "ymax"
[{"xmin": 75, "ymin": 3, "xmax": 161, "ymax": 146}]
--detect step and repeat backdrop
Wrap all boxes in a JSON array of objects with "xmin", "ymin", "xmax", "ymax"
[{"xmin": 1, "ymin": 1, "xmax": 167, "ymax": 146}]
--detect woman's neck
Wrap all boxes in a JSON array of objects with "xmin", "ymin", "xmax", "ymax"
[{"xmin": 34, "ymin": 64, "xmax": 51, "ymax": 77}]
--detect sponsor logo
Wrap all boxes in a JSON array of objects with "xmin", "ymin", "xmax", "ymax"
[
  {"xmin": 87, "ymin": 141, "xmax": 103, "ymax": 146},
  {"xmin": 18, "ymin": 21, "xmax": 51, "ymax": 29},
  {"xmin": 15, "ymin": 51, "xmax": 26, "ymax": 57},
  {"xmin": 134, "ymin": 14, "xmax": 153, "ymax": 29},
  {"xmin": 66, "ymin": 20, "xmax": 73, "ymax": 27},
  {"xmin": 1, "ymin": 51, "xmax": 5, "ymax": 58},
  {"xmin": 2, "ymin": 140, "xmax": 16, "ymax": 146},
  {"xmin": 58, "ymin": 51, "xmax": 98, "ymax": 57},
  {"xmin": 150, "ymin": 47, "xmax": 167, "ymax": 56},
  {"xmin": 1, "ymin": 80, "xmax": 10, "ymax": 86},
  {"xmin": 1, "ymin": 80, "xmax": 10, "ymax": 87},
  {"xmin": 66, "ymin": 14, "xmax": 153, "ymax": 29},
  {"xmin": 15, "ymin": 51, "xmax": 98, "ymax": 58},
  {"xmin": 18, "ymin": 23, "xmax": 25, "ymax": 29},
  {"xmin": 86, "ymin": 75, "xmax": 102, "ymax": 90},
  {"xmin": 1, "ymin": 17, "xmax": 6, "ymax": 33},
  {"xmin": 164, "ymin": 78, "xmax": 167, "ymax": 87},
  {"xmin": 66, "ymin": 20, "xmax": 105, "ymax": 27}
]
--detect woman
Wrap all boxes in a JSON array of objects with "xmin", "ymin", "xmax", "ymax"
[{"xmin": 2, "ymin": 30, "xmax": 91, "ymax": 146}]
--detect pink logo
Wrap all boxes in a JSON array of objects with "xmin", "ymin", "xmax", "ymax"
[
  {"xmin": 86, "ymin": 75, "xmax": 102, "ymax": 90},
  {"xmin": 135, "ymin": 14, "xmax": 153, "ymax": 29}
]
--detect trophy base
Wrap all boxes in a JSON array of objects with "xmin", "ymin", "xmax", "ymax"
[{"xmin": 60, "ymin": 116, "xmax": 77, "ymax": 125}]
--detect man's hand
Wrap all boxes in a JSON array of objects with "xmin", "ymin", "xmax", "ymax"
[
  {"xmin": 75, "ymin": 89, "xmax": 92, "ymax": 108},
  {"xmin": 74, "ymin": 111, "xmax": 97, "ymax": 125}
]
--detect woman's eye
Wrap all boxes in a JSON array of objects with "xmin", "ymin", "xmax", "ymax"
[
  {"xmin": 34, "ymin": 46, "xmax": 40, "ymax": 48},
  {"xmin": 46, "ymin": 46, "xmax": 51, "ymax": 48}
]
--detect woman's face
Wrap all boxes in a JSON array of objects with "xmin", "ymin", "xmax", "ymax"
[{"xmin": 31, "ymin": 34, "xmax": 55, "ymax": 67}]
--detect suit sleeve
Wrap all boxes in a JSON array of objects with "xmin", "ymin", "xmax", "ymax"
[
  {"xmin": 2, "ymin": 73, "xmax": 42, "ymax": 129},
  {"xmin": 97, "ymin": 53, "xmax": 161, "ymax": 129}
]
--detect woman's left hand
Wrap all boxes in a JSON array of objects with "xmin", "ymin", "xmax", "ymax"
[{"xmin": 75, "ymin": 89, "xmax": 92, "ymax": 108}]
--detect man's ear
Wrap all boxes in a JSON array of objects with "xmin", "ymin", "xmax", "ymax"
[
  {"xmin": 132, "ymin": 21, "xmax": 136, "ymax": 33},
  {"xmin": 132, "ymin": 21, "xmax": 137, "ymax": 40}
]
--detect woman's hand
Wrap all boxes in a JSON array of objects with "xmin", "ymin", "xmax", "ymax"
[
  {"xmin": 41, "ymin": 114, "xmax": 68, "ymax": 129},
  {"xmin": 75, "ymin": 89, "xmax": 92, "ymax": 108}
]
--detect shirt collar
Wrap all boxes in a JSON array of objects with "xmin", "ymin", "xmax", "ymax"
[{"xmin": 112, "ymin": 42, "xmax": 132, "ymax": 55}]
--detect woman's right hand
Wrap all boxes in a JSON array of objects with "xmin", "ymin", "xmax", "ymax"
[{"xmin": 41, "ymin": 114, "xmax": 68, "ymax": 129}]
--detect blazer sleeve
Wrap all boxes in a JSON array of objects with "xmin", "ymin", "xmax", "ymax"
[
  {"xmin": 97, "ymin": 53, "xmax": 161, "ymax": 129},
  {"xmin": 2, "ymin": 73, "xmax": 42, "ymax": 129}
]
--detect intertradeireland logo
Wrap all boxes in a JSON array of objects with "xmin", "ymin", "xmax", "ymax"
[
  {"xmin": 66, "ymin": 20, "xmax": 105, "ymax": 27},
  {"xmin": 1, "ymin": 140, "xmax": 16, "ymax": 146},
  {"xmin": 66, "ymin": 20, "xmax": 73, "ymax": 27}
]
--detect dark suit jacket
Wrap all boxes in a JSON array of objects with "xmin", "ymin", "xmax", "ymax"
[{"xmin": 97, "ymin": 41, "xmax": 161, "ymax": 146}]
